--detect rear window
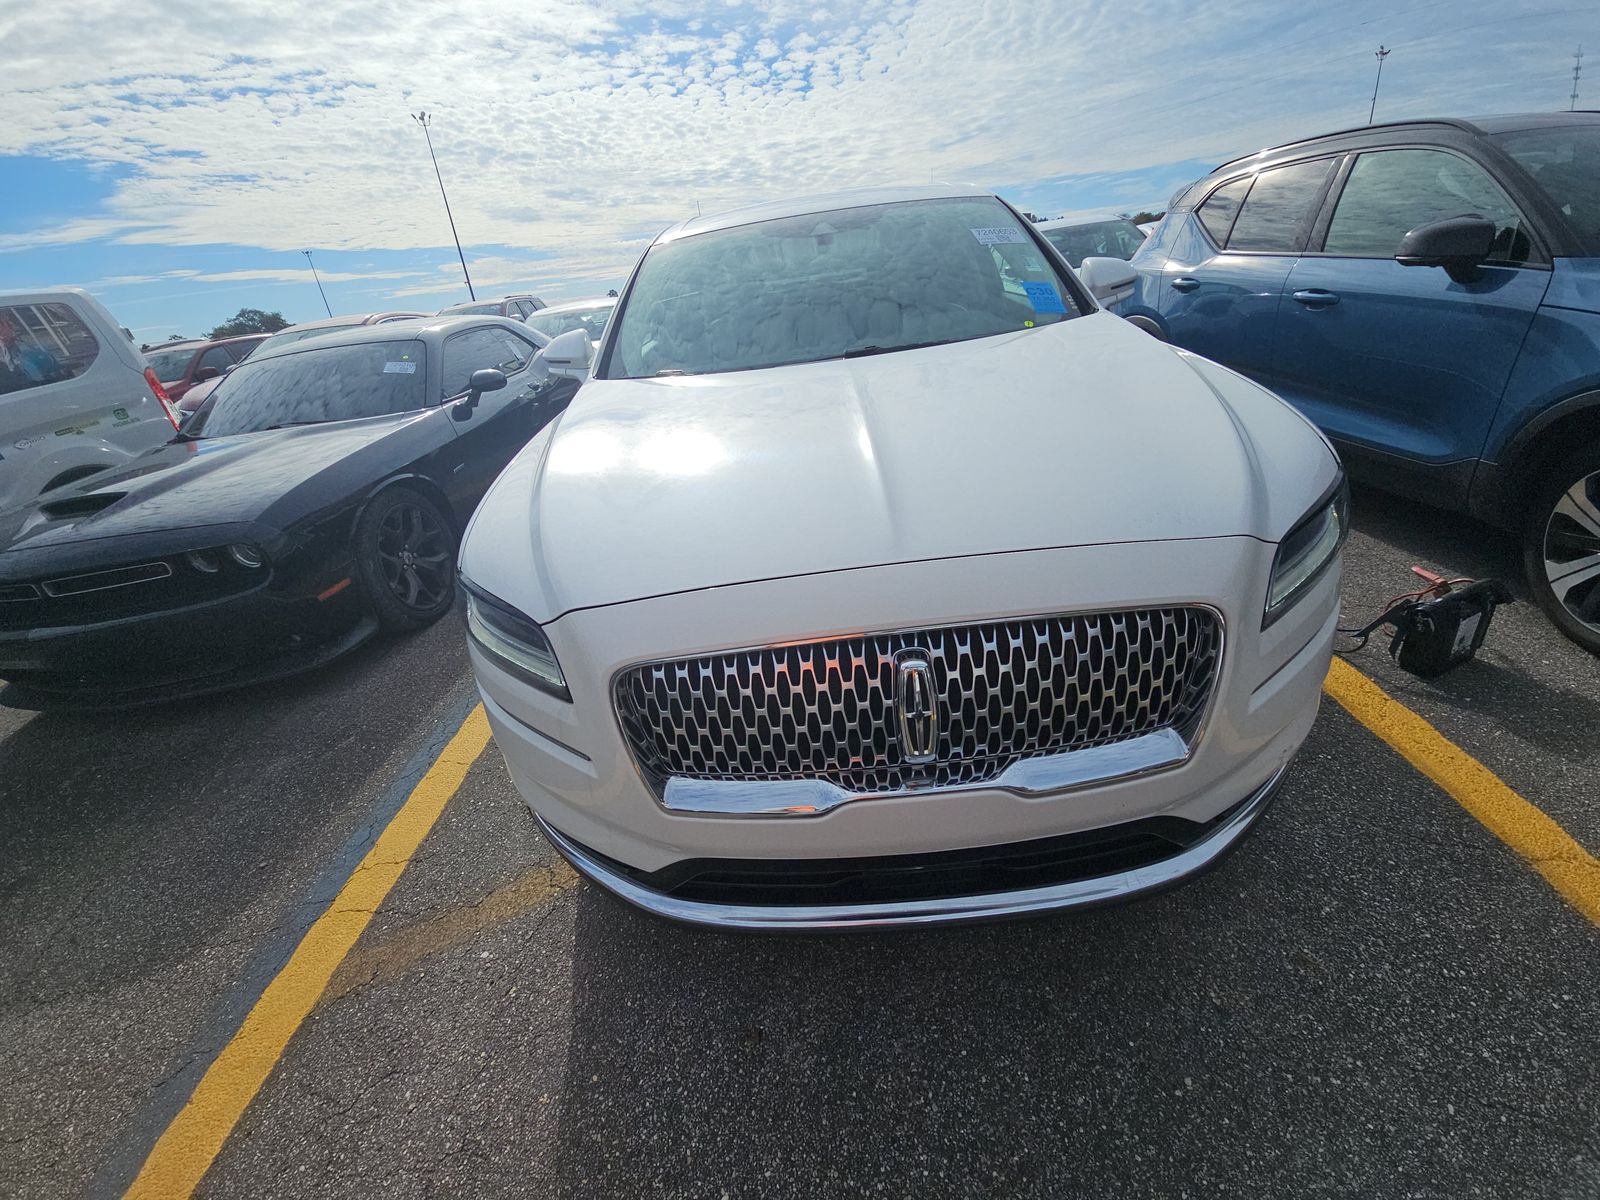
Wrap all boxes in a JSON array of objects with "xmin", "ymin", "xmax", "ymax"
[
  {"xmin": 605, "ymin": 196, "xmax": 1082, "ymax": 379},
  {"xmin": 525, "ymin": 304, "xmax": 614, "ymax": 342},
  {"xmin": 145, "ymin": 345, "xmax": 199, "ymax": 380},
  {"xmin": 1040, "ymin": 219, "xmax": 1148, "ymax": 266},
  {"xmin": 1197, "ymin": 178, "xmax": 1249, "ymax": 246},
  {"xmin": 198, "ymin": 340, "xmax": 430, "ymax": 437},
  {"xmin": 0, "ymin": 303, "xmax": 101, "ymax": 396}
]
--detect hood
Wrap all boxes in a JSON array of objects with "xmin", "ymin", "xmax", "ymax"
[
  {"xmin": 0, "ymin": 413, "xmax": 424, "ymax": 555},
  {"xmin": 465, "ymin": 312, "xmax": 1339, "ymax": 620}
]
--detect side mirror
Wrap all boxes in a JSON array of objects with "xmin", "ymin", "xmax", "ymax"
[
  {"xmin": 542, "ymin": 329, "xmax": 594, "ymax": 380},
  {"xmin": 194, "ymin": 366, "xmax": 221, "ymax": 382},
  {"xmin": 1077, "ymin": 257, "xmax": 1138, "ymax": 307},
  {"xmin": 453, "ymin": 368, "xmax": 507, "ymax": 419},
  {"xmin": 1396, "ymin": 215, "xmax": 1496, "ymax": 284}
]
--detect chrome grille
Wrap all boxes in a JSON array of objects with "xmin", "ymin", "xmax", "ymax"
[{"xmin": 614, "ymin": 608, "xmax": 1222, "ymax": 798}]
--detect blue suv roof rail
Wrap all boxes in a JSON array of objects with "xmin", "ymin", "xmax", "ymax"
[{"xmin": 1211, "ymin": 117, "xmax": 1487, "ymax": 174}]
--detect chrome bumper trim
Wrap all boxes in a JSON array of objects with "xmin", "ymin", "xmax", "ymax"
[
  {"xmin": 659, "ymin": 727, "xmax": 1192, "ymax": 816},
  {"xmin": 535, "ymin": 761, "xmax": 1290, "ymax": 931}
]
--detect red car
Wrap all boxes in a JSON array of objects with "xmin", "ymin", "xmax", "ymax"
[{"xmin": 143, "ymin": 334, "xmax": 269, "ymax": 402}]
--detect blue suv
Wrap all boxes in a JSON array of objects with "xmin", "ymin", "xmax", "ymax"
[{"xmin": 1121, "ymin": 114, "xmax": 1600, "ymax": 653}]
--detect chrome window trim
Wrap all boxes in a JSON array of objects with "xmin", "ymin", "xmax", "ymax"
[{"xmin": 609, "ymin": 603, "xmax": 1227, "ymax": 819}]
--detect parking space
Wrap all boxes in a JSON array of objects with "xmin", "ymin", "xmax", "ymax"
[{"xmin": 2, "ymin": 494, "xmax": 1597, "ymax": 1199}]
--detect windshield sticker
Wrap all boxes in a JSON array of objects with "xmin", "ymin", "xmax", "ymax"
[
  {"xmin": 971, "ymin": 226, "xmax": 1028, "ymax": 246},
  {"xmin": 1022, "ymin": 281, "xmax": 1067, "ymax": 314},
  {"xmin": 383, "ymin": 361, "xmax": 418, "ymax": 374}
]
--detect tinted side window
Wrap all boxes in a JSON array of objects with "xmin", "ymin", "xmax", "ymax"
[
  {"xmin": 1197, "ymin": 178, "xmax": 1249, "ymax": 246},
  {"xmin": 199, "ymin": 346, "xmax": 233, "ymax": 373},
  {"xmin": 1227, "ymin": 159, "xmax": 1334, "ymax": 252},
  {"xmin": 226, "ymin": 340, "xmax": 260, "ymax": 363},
  {"xmin": 0, "ymin": 303, "xmax": 100, "ymax": 397},
  {"xmin": 440, "ymin": 328, "xmax": 534, "ymax": 397},
  {"xmin": 1323, "ymin": 149, "xmax": 1531, "ymax": 261}
]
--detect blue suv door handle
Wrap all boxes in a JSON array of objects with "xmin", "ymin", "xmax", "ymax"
[
  {"xmin": 1171, "ymin": 277, "xmax": 1201, "ymax": 292},
  {"xmin": 1292, "ymin": 289, "xmax": 1340, "ymax": 307}
]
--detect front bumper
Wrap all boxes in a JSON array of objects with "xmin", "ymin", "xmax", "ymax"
[
  {"xmin": 538, "ymin": 762, "xmax": 1287, "ymax": 930},
  {"xmin": 475, "ymin": 536, "xmax": 1338, "ymax": 923},
  {"xmin": 0, "ymin": 576, "xmax": 370, "ymax": 710}
]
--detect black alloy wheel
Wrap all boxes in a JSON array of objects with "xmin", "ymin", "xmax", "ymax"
[
  {"xmin": 1523, "ymin": 444, "xmax": 1600, "ymax": 656},
  {"xmin": 355, "ymin": 486, "xmax": 457, "ymax": 632}
]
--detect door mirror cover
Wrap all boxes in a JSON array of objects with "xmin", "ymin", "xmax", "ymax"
[
  {"xmin": 1395, "ymin": 215, "xmax": 1496, "ymax": 283},
  {"xmin": 542, "ymin": 328, "xmax": 594, "ymax": 379},
  {"xmin": 194, "ymin": 366, "xmax": 221, "ymax": 382},
  {"xmin": 458, "ymin": 367, "xmax": 508, "ymax": 414},
  {"xmin": 1077, "ymin": 257, "xmax": 1139, "ymax": 307}
]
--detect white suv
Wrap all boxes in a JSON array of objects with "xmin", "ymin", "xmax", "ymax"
[{"xmin": 0, "ymin": 288, "xmax": 178, "ymax": 514}]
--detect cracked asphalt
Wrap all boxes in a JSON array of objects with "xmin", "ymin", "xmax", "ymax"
[{"xmin": 1, "ymin": 484, "xmax": 1597, "ymax": 1198}]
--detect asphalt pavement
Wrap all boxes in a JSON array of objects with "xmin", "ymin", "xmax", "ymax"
[{"xmin": 2, "ymin": 485, "xmax": 1597, "ymax": 1199}]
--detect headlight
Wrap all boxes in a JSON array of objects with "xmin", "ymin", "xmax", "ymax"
[
  {"xmin": 1264, "ymin": 476, "xmax": 1349, "ymax": 626},
  {"xmin": 462, "ymin": 579, "xmax": 570, "ymax": 700}
]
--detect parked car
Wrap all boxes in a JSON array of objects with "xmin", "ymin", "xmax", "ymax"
[
  {"xmin": 174, "ymin": 312, "xmax": 430, "ymax": 422},
  {"xmin": 458, "ymin": 184, "xmax": 1344, "ymax": 930},
  {"xmin": 1119, "ymin": 112, "xmax": 1600, "ymax": 653},
  {"xmin": 0, "ymin": 317, "xmax": 578, "ymax": 709},
  {"xmin": 143, "ymin": 334, "xmax": 268, "ymax": 402},
  {"xmin": 523, "ymin": 297, "xmax": 616, "ymax": 344},
  {"xmin": 439, "ymin": 295, "xmax": 547, "ymax": 321},
  {"xmin": 1035, "ymin": 215, "xmax": 1150, "ymax": 266},
  {"xmin": 0, "ymin": 288, "xmax": 178, "ymax": 515}
]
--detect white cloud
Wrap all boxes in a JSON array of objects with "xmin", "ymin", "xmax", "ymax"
[{"xmin": 1, "ymin": 0, "xmax": 1588, "ymax": 306}]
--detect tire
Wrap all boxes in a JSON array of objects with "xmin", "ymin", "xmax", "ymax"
[
  {"xmin": 353, "ymin": 486, "xmax": 457, "ymax": 633},
  {"xmin": 1521, "ymin": 443, "xmax": 1600, "ymax": 656}
]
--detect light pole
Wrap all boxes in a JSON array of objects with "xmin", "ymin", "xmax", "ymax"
[
  {"xmin": 1368, "ymin": 45, "xmax": 1391, "ymax": 125},
  {"xmin": 410, "ymin": 111, "xmax": 476, "ymax": 301},
  {"xmin": 302, "ymin": 250, "xmax": 333, "ymax": 318}
]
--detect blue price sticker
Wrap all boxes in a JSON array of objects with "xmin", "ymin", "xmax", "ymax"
[{"xmin": 1022, "ymin": 281, "xmax": 1067, "ymax": 314}]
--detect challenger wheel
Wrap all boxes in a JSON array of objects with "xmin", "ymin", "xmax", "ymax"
[
  {"xmin": 1523, "ymin": 444, "xmax": 1600, "ymax": 656},
  {"xmin": 355, "ymin": 487, "xmax": 457, "ymax": 633}
]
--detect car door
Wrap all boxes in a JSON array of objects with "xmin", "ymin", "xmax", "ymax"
[
  {"xmin": 438, "ymin": 325, "xmax": 560, "ymax": 507},
  {"xmin": 1270, "ymin": 146, "xmax": 1553, "ymax": 473},
  {"xmin": 1154, "ymin": 157, "xmax": 1337, "ymax": 379}
]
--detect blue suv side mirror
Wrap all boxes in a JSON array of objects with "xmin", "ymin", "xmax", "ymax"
[{"xmin": 1395, "ymin": 215, "xmax": 1496, "ymax": 284}]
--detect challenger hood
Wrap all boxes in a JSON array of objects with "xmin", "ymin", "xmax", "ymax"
[
  {"xmin": 0, "ymin": 413, "xmax": 425, "ymax": 555},
  {"xmin": 466, "ymin": 312, "xmax": 1339, "ymax": 620}
]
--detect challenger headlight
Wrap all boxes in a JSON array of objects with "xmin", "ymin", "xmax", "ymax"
[
  {"xmin": 461, "ymin": 578, "xmax": 570, "ymax": 699},
  {"xmin": 1264, "ymin": 476, "xmax": 1349, "ymax": 626}
]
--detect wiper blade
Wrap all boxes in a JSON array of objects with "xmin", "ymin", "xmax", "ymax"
[
  {"xmin": 840, "ymin": 339, "xmax": 955, "ymax": 359},
  {"xmin": 263, "ymin": 420, "xmax": 326, "ymax": 430}
]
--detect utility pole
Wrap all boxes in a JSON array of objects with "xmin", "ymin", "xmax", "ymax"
[
  {"xmin": 1573, "ymin": 46, "xmax": 1584, "ymax": 112},
  {"xmin": 301, "ymin": 250, "xmax": 333, "ymax": 318},
  {"xmin": 410, "ymin": 111, "xmax": 476, "ymax": 301},
  {"xmin": 1368, "ymin": 45, "xmax": 1391, "ymax": 125}
]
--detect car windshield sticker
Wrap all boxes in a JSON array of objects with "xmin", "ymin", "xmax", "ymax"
[
  {"xmin": 1022, "ymin": 281, "xmax": 1067, "ymax": 314},
  {"xmin": 383, "ymin": 361, "xmax": 418, "ymax": 374},
  {"xmin": 971, "ymin": 226, "xmax": 1028, "ymax": 245}
]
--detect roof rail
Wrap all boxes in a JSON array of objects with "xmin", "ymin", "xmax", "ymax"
[{"xmin": 1211, "ymin": 117, "xmax": 1485, "ymax": 174}]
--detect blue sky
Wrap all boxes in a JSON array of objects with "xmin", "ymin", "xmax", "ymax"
[{"xmin": 1, "ymin": 0, "xmax": 1592, "ymax": 340}]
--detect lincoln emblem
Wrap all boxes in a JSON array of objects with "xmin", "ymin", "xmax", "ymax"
[{"xmin": 894, "ymin": 649, "xmax": 938, "ymax": 764}]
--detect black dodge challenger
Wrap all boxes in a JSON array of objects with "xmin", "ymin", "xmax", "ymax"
[{"xmin": 0, "ymin": 316, "xmax": 577, "ymax": 708}]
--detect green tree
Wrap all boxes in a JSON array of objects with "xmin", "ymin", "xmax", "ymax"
[
  {"xmin": 208, "ymin": 308, "xmax": 290, "ymax": 339},
  {"xmin": 1126, "ymin": 210, "xmax": 1165, "ymax": 226}
]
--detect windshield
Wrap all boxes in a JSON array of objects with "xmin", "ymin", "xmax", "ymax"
[
  {"xmin": 444, "ymin": 302, "xmax": 501, "ymax": 316},
  {"xmin": 1493, "ymin": 125, "xmax": 1600, "ymax": 249},
  {"xmin": 146, "ymin": 346, "xmax": 198, "ymax": 379},
  {"xmin": 605, "ymin": 196, "xmax": 1081, "ymax": 378},
  {"xmin": 1041, "ymin": 219, "xmax": 1147, "ymax": 266},
  {"xmin": 525, "ymin": 303, "xmax": 614, "ymax": 342},
  {"xmin": 197, "ymin": 340, "xmax": 429, "ymax": 437}
]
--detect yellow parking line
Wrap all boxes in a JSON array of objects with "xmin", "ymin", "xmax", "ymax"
[
  {"xmin": 1324, "ymin": 657, "xmax": 1600, "ymax": 925},
  {"xmin": 125, "ymin": 705, "xmax": 492, "ymax": 1199}
]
